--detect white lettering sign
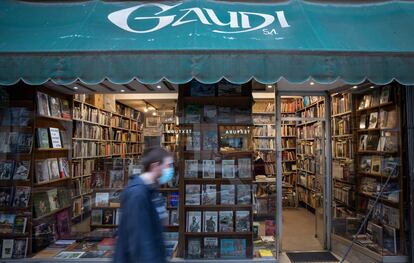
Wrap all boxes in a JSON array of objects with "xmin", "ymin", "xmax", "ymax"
[{"xmin": 108, "ymin": 3, "xmax": 290, "ymax": 34}]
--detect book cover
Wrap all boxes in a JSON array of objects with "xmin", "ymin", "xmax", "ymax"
[
  {"xmin": 49, "ymin": 96, "xmax": 62, "ymax": 118},
  {"xmin": 370, "ymin": 90, "xmax": 380, "ymax": 107},
  {"xmin": 204, "ymin": 237, "xmax": 218, "ymax": 259},
  {"xmin": 371, "ymin": 156, "xmax": 381, "ymax": 175},
  {"xmin": 222, "ymin": 159, "xmax": 235, "ymax": 178},
  {"xmin": 185, "ymin": 160, "xmax": 198, "ymax": 178},
  {"xmin": 359, "ymin": 114, "xmax": 367, "ymax": 129},
  {"xmin": 358, "ymin": 135, "xmax": 368, "ymax": 151},
  {"xmin": 60, "ymin": 130, "xmax": 70, "ymax": 149},
  {"xmin": 2, "ymin": 239, "xmax": 14, "ymax": 259},
  {"xmin": 218, "ymin": 81, "xmax": 242, "ymax": 96},
  {"xmin": 237, "ymin": 158, "xmax": 252, "ymax": 178},
  {"xmin": 0, "ymin": 214, "xmax": 15, "ymax": 234},
  {"xmin": 56, "ymin": 210, "xmax": 70, "ymax": 239},
  {"xmin": 380, "ymin": 86, "xmax": 390, "ymax": 104},
  {"xmin": 377, "ymin": 136, "xmax": 386, "ymax": 152},
  {"xmin": 102, "ymin": 209, "xmax": 115, "ymax": 225},
  {"xmin": 169, "ymin": 191, "xmax": 179, "ymax": 208},
  {"xmin": 202, "ymin": 160, "xmax": 215, "ymax": 179},
  {"xmin": 16, "ymin": 133, "xmax": 33, "ymax": 153},
  {"xmin": 185, "ymin": 184, "xmax": 200, "ymax": 205},
  {"xmin": 0, "ymin": 188, "xmax": 12, "ymax": 207},
  {"xmin": 0, "ymin": 160, "xmax": 15, "ymax": 180},
  {"xmin": 190, "ymin": 81, "xmax": 215, "ymax": 97},
  {"xmin": 219, "ymin": 211, "xmax": 234, "ymax": 232},
  {"xmin": 204, "ymin": 211, "xmax": 218, "ymax": 232},
  {"xmin": 203, "ymin": 105, "xmax": 217, "ymax": 123},
  {"xmin": 109, "ymin": 190, "xmax": 122, "ymax": 206},
  {"xmin": 187, "ymin": 238, "xmax": 201, "ymax": 258},
  {"xmin": 386, "ymin": 109, "xmax": 397, "ymax": 129},
  {"xmin": 60, "ymin": 99, "xmax": 71, "ymax": 119},
  {"xmin": 12, "ymin": 186, "xmax": 31, "ymax": 208},
  {"xmin": 12, "ymin": 161, "xmax": 30, "ymax": 180},
  {"xmin": 36, "ymin": 128, "xmax": 50, "ymax": 149},
  {"xmin": 368, "ymin": 112, "xmax": 378, "ymax": 129},
  {"xmin": 47, "ymin": 158, "xmax": 60, "ymax": 180},
  {"xmin": 379, "ymin": 109, "xmax": 388, "ymax": 128},
  {"xmin": 382, "ymin": 157, "xmax": 399, "ymax": 178},
  {"xmin": 220, "ymin": 239, "xmax": 246, "ymax": 259},
  {"xmin": 366, "ymin": 135, "xmax": 380, "ymax": 150},
  {"xmin": 91, "ymin": 209, "xmax": 103, "ymax": 225},
  {"xmin": 236, "ymin": 211, "xmax": 250, "ymax": 232},
  {"xmin": 12, "ymin": 238, "xmax": 27, "ymax": 259},
  {"xmin": 364, "ymin": 95, "xmax": 372, "ymax": 108},
  {"xmin": 202, "ymin": 184, "xmax": 216, "ymax": 205},
  {"xmin": 237, "ymin": 185, "xmax": 251, "ymax": 204},
  {"xmin": 187, "ymin": 211, "xmax": 201, "ymax": 232},
  {"xmin": 46, "ymin": 188, "xmax": 60, "ymax": 211},
  {"xmin": 35, "ymin": 159, "xmax": 49, "ymax": 184},
  {"xmin": 13, "ymin": 216, "xmax": 27, "ymax": 234},
  {"xmin": 55, "ymin": 251, "xmax": 85, "ymax": 259},
  {"xmin": 203, "ymin": 130, "xmax": 218, "ymax": 150},
  {"xmin": 109, "ymin": 170, "xmax": 124, "ymax": 188},
  {"xmin": 33, "ymin": 192, "xmax": 51, "ymax": 218},
  {"xmin": 383, "ymin": 225, "xmax": 397, "ymax": 255},
  {"xmin": 91, "ymin": 171, "xmax": 105, "ymax": 188},
  {"xmin": 37, "ymin": 92, "xmax": 51, "ymax": 116},
  {"xmin": 95, "ymin": 192, "xmax": 109, "ymax": 207},
  {"xmin": 220, "ymin": 185, "xmax": 235, "ymax": 204},
  {"xmin": 57, "ymin": 158, "xmax": 69, "ymax": 179},
  {"xmin": 360, "ymin": 156, "xmax": 372, "ymax": 174},
  {"xmin": 169, "ymin": 210, "xmax": 179, "ymax": 226},
  {"xmin": 384, "ymin": 136, "xmax": 398, "ymax": 152},
  {"xmin": 49, "ymin": 128, "xmax": 62, "ymax": 148}
]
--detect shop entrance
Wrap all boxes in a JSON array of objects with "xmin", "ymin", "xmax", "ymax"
[{"xmin": 275, "ymin": 93, "xmax": 331, "ymax": 254}]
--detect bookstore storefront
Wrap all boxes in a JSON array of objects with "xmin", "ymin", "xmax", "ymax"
[{"xmin": 1, "ymin": 0, "xmax": 414, "ymax": 262}]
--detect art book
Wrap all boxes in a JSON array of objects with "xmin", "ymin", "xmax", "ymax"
[
  {"xmin": 36, "ymin": 128, "xmax": 50, "ymax": 149},
  {"xmin": 33, "ymin": 192, "xmax": 51, "ymax": 218},
  {"xmin": 202, "ymin": 184, "xmax": 216, "ymax": 205},
  {"xmin": 0, "ymin": 160, "xmax": 15, "ymax": 180},
  {"xmin": 371, "ymin": 156, "xmax": 382, "ymax": 175},
  {"xmin": 95, "ymin": 192, "xmax": 109, "ymax": 207},
  {"xmin": 220, "ymin": 239, "xmax": 246, "ymax": 259},
  {"xmin": 187, "ymin": 211, "xmax": 201, "ymax": 232},
  {"xmin": 91, "ymin": 171, "xmax": 105, "ymax": 188},
  {"xmin": 12, "ymin": 186, "xmax": 31, "ymax": 208},
  {"xmin": 48, "ymin": 96, "xmax": 62, "ymax": 118},
  {"xmin": 35, "ymin": 159, "xmax": 49, "ymax": 184},
  {"xmin": 237, "ymin": 185, "xmax": 251, "ymax": 204},
  {"xmin": 109, "ymin": 170, "xmax": 124, "ymax": 188},
  {"xmin": 220, "ymin": 185, "xmax": 235, "ymax": 204},
  {"xmin": 368, "ymin": 112, "xmax": 378, "ymax": 129},
  {"xmin": 58, "ymin": 158, "xmax": 70, "ymax": 178},
  {"xmin": 102, "ymin": 209, "xmax": 115, "ymax": 225},
  {"xmin": 219, "ymin": 211, "xmax": 234, "ymax": 232},
  {"xmin": 12, "ymin": 161, "xmax": 30, "ymax": 180},
  {"xmin": 0, "ymin": 214, "xmax": 15, "ymax": 234},
  {"xmin": 185, "ymin": 184, "xmax": 200, "ymax": 205},
  {"xmin": 360, "ymin": 156, "xmax": 372, "ymax": 174},
  {"xmin": 16, "ymin": 133, "xmax": 33, "ymax": 154},
  {"xmin": 236, "ymin": 211, "xmax": 251, "ymax": 232},
  {"xmin": 185, "ymin": 160, "xmax": 198, "ymax": 178},
  {"xmin": 380, "ymin": 86, "xmax": 390, "ymax": 104},
  {"xmin": 13, "ymin": 216, "xmax": 27, "ymax": 234},
  {"xmin": 204, "ymin": 237, "xmax": 218, "ymax": 259},
  {"xmin": 237, "ymin": 158, "xmax": 252, "ymax": 178},
  {"xmin": 203, "ymin": 130, "xmax": 218, "ymax": 150},
  {"xmin": 202, "ymin": 160, "xmax": 215, "ymax": 179},
  {"xmin": 49, "ymin": 127, "xmax": 62, "ymax": 148},
  {"xmin": 46, "ymin": 188, "xmax": 60, "ymax": 211},
  {"xmin": 204, "ymin": 211, "xmax": 218, "ymax": 232},
  {"xmin": 47, "ymin": 158, "xmax": 60, "ymax": 180},
  {"xmin": 187, "ymin": 238, "xmax": 201, "ymax": 258},
  {"xmin": 60, "ymin": 99, "xmax": 71, "ymax": 119},
  {"xmin": 91, "ymin": 209, "xmax": 103, "ymax": 225},
  {"xmin": 37, "ymin": 92, "xmax": 51, "ymax": 116},
  {"xmin": 190, "ymin": 81, "xmax": 216, "ymax": 96},
  {"xmin": 222, "ymin": 159, "xmax": 235, "ymax": 178}
]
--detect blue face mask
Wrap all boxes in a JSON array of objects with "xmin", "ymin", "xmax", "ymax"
[{"xmin": 159, "ymin": 167, "xmax": 174, "ymax": 185}]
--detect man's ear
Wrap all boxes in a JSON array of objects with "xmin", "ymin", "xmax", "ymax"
[{"xmin": 149, "ymin": 162, "xmax": 160, "ymax": 172}]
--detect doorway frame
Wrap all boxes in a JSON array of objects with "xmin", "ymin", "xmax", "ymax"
[{"xmin": 274, "ymin": 89, "xmax": 333, "ymax": 259}]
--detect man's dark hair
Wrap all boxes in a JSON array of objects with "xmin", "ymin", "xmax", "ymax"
[{"xmin": 141, "ymin": 147, "xmax": 173, "ymax": 172}]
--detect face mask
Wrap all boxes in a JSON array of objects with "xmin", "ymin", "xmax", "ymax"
[{"xmin": 159, "ymin": 167, "xmax": 174, "ymax": 185}]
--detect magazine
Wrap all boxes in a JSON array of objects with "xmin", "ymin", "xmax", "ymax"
[
  {"xmin": 187, "ymin": 211, "xmax": 202, "ymax": 232},
  {"xmin": 237, "ymin": 158, "xmax": 251, "ymax": 178},
  {"xmin": 202, "ymin": 160, "xmax": 215, "ymax": 179},
  {"xmin": 185, "ymin": 184, "xmax": 200, "ymax": 205},
  {"xmin": 185, "ymin": 160, "xmax": 198, "ymax": 178},
  {"xmin": 202, "ymin": 184, "xmax": 216, "ymax": 205},
  {"xmin": 203, "ymin": 211, "xmax": 218, "ymax": 232},
  {"xmin": 222, "ymin": 160, "xmax": 235, "ymax": 178},
  {"xmin": 219, "ymin": 211, "xmax": 234, "ymax": 232},
  {"xmin": 220, "ymin": 185, "xmax": 235, "ymax": 204}
]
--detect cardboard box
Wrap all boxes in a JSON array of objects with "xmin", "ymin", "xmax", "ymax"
[
  {"xmin": 103, "ymin": 94, "xmax": 116, "ymax": 112},
  {"xmin": 86, "ymin": 94, "xmax": 104, "ymax": 109}
]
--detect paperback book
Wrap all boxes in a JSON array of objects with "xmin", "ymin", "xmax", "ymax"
[
  {"xmin": 102, "ymin": 209, "xmax": 115, "ymax": 225},
  {"xmin": 49, "ymin": 96, "xmax": 62, "ymax": 118},
  {"xmin": 237, "ymin": 158, "xmax": 252, "ymax": 178},
  {"xmin": 202, "ymin": 130, "xmax": 218, "ymax": 150},
  {"xmin": 220, "ymin": 239, "xmax": 246, "ymax": 259},
  {"xmin": 185, "ymin": 160, "xmax": 198, "ymax": 178},
  {"xmin": 95, "ymin": 192, "xmax": 109, "ymax": 207},
  {"xmin": 203, "ymin": 237, "xmax": 218, "ymax": 259},
  {"xmin": 380, "ymin": 86, "xmax": 390, "ymax": 104},
  {"xmin": 222, "ymin": 159, "xmax": 235, "ymax": 178},
  {"xmin": 109, "ymin": 170, "xmax": 124, "ymax": 188},
  {"xmin": 12, "ymin": 161, "xmax": 30, "ymax": 180},
  {"xmin": 58, "ymin": 158, "xmax": 70, "ymax": 178},
  {"xmin": 49, "ymin": 127, "xmax": 62, "ymax": 148},
  {"xmin": 187, "ymin": 238, "xmax": 201, "ymax": 258},
  {"xmin": 48, "ymin": 158, "xmax": 60, "ymax": 180},
  {"xmin": 368, "ymin": 112, "xmax": 378, "ymax": 129},
  {"xmin": 202, "ymin": 160, "xmax": 215, "ymax": 179},
  {"xmin": 203, "ymin": 211, "xmax": 218, "ymax": 232},
  {"xmin": 0, "ymin": 160, "xmax": 15, "ymax": 180},
  {"xmin": 220, "ymin": 185, "xmax": 235, "ymax": 205},
  {"xmin": 12, "ymin": 186, "xmax": 31, "ymax": 208},
  {"xmin": 219, "ymin": 211, "xmax": 234, "ymax": 232},
  {"xmin": 35, "ymin": 159, "xmax": 50, "ymax": 183},
  {"xmin": 0, "ymin": 214, "xmax": 15, "ymax": 233},
  {"xmin": 37, "ymin": 92, "xmax": 51, "ymax": 116},
  {"xmin": 187, "ymin": 211, "xmax": 202, "ymax": 232},
  {"xmin": 91, "ymin": 209, "xmax": 103, "ymax": 225},
  {"xmin": 0, "ymin": 188, "xmax": 12, "ymax": 207},
  {"xmin": 236, "ymin": 211, "xmax": 250, "ymax": 232},
  {"xmin": 237, "ymin": 185, "xmax": 251, "ymax": 204},
  {"xmin": 47, "ymin": 188, "xmax": 60, "ymax": 211},
  {"xmin": 202, "ymin": 184, "xmax": 216, "ymax": 205},
  {"xmin": 36, "ymin": 128, "xmax": 50, "ymax": 149},
  {"xmin": 33, "ymin": 192, "xmax": 51, "ymax": 218},
  {"xmin": 185, "ymin": 184, "xmax": 200, "ymax": 205}
]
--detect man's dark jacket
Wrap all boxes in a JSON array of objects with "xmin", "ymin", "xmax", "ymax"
[{"xmin": 113, "ymin": 176, "xmax": 167, "ymax": 263}]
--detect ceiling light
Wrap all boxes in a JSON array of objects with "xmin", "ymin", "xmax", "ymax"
[
  {"xmin": 267, "ymin": 85, "xmax": 273, "ymax": 89},
  {"xmin": 148, "ymin": 106, "xmax": 156, "ymax": 111},
  {"xmin": 144, "ymin": 107, "xmax": 148, "ymax": 112},
  {"xmin": 152, "ymin": 112, "xmax": 156, "ymax": 116},
  {"xmin": 156, "ymin": 85, "xmax": 162, "ymax": 89},
  {"xmin": 310, "ymin": 82, "xmax": 315, "ymax": 86},
  {"xmin": 370, "ymin": 85, "xmax": 375, "ymax": 89},
  {"xmin": 120, "ymin": 89, "xmax": 125, "ymax": 92},
  {"xmin": 352, "ymin": 86, "xmax": 358, "ymax": 89},
  {"xmin": 73, "ymin": 86, "xmax": 79, "ymax": 90}
]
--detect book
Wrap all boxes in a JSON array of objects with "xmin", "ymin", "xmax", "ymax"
[
  {"xmin": 12, "ymin": 238, "xmax": 28, "ymax": 259},
  {"xmin": 237, "ymin": 185, "xmax": 251, "ymax": 204},
  {"xmin": 36, "ymin": 128, "xmax": 50, "ymax": 149},
  {"xmin": 220, "ymin": 185, "xmax": 235, "ymax": 204},
  {"xmin": 0, "ymin": 160, "xmax": 15, "ymax": 180},
  {"xmin": 48, "ymin": 158, "xmax": 60, "ymax": 180},
  {"xmin": 0, "ymin": 214, "xmax": 15, "ymax": 233},
  {"xmin": 203, "ymin": 211, "xmax": 218, "ymax": 232},
  {"xmin": 49, "ymin": 127, "xmax": 62, "ymax": 148},
  {"xmin": 49, "ymin": 96, "xmax": 62, "ymax": 118},
  {"xmin": 60, "ymin": 130, "xmax": 70, "ymax": 149},
  {"xmin": 16, "ymin": 133, "xmax": 33, "ymax": 153},
  {"xmin": 2, "ymin": 239, "xmax": 14, "ymax": 259},
  {"xmin": 97, "ymin": 237, "xmax": 115, "ymax": 251},
  {"xmin": 56, "ymin": 210, "xmax": 70, "ymax": 239},
  {"xmin": 169, "ymin": 191, "xmax": 179, "ymax": 208},
  {"xmin": 220, "ymin": 239, "xmax": 246, "ymax": 259},
  {"xmin": 359, "ymin": 114, "xmax": 367, "ymax": 129},
  {"xmin": 202, "ymin": 160, "xmax": 215, "ymax": 179},
  {"xmin": 380, "ymin": 86, "xmax": 390, "ymax": 104},
  {"xmin": 222, "ymin": 159, "xmax": 235, "ymax": 178},
  {"xmin": 202, "ymin": 184, "xmax": 216, "ymax": 205},
  {"xmin": 109, "ymin": 170, "xmax": 124, "ymax": 188},
  {"xmin": 203, "ymin": 130, "xmax": 218, "ymax": 150},
  {"xmin": 360, "ymin": 156, "xmax": 372, "ymax": 174},
  {"xmin": 386, "ymin": 109, "xmax": 397, "ymax": 129},
  {"xmin": 187, "ymin": 238, "xmax": 201, "ymax": 258},
  {"xmin": 370, "ymin": 90, "xmax": 380, "ymax": 107},
  {"xmin": 259, "ymin": 249, "xmax": 274, "ymax": 258},
  {"xmin": 60, "ymin": 99, "xmax": 71, "ymax": 119},
  {"xmin": 383, "ymin": 225, "xmax": 397, "ymax": 255},
  {"xmin": 95, "ymin": 192, "xmax": 109, "ymax": 207},
  {"xmin": 91, "ymin": 171, "xmax": 105, "ymax": 188},
  {"xmin": 12, "ymin": 186, "xmax": 31, "ymax": 208},
  {"xmin": 368, "ymin": 112, "xmax": 378, "ymax": 129},
  {"xmin": 236, "ymin": 211, "xmax": 250, "ymax": 232},
  {"xmin": 12, "ymin": 161, "xmax": 30, "ymax": 180},
  {"xmin": 169, "ymin": 210, "xmax": 179, "ymax": 226},
  {"xmin": 185, "ymin": 184, "xmax": 200, "ymax": 205},
  {"xmin": 35, "ymin": 159, "xmax": 49, "ymax": 184},
  {"xmin": 185, "ymin": 160, "xmax": 198, "ymax": 178},
  {"xmin": 46, "ymin": 188, "xmax": 60, "ymax": 211},
  {"xmin": 358, "ymin": 135, "xmax": 368, "ymax": 151},
  {"xmin": 102, "ymin": 209, "xmax": 115, "ymax": 225},
  {"xmin": 237, "ymin": 158, "xmax": 251, "ymax": 178},
  {"xmin": 379, "ymin": 109, "xmax": 388, "ymax": 128},
  {"xmin": 204, "ymin": 237, "xmax": 218, "ymax": 259},
  {"xmin": 364, "ymin": 95, "xmax": 372, "ymax": 109},
  {"xmin": 91, "ymin": 209, "xmax": 103, "ymax": 225},
  {"xmin": 382, "ymin": 157, "xmax": 399, "ymax": 178},
  {"xmin": 55, "ymin": 251, "xmax": 85, "ymax": 259},
  {"xmin": 0, "ymin": 188, "xmax": 12, "ymax": 207},
  {"xmin": 37, "ymin": 92, "xmax": 51, "ymax": 116},
  {"xmin": 13, "ymin": 216, "xmax": 27, "ymax": 234},
  {"xmin": 58, "ymin": 158, "xmax": 69, "ymax": 178},
  {"xmin": 219, "ymin": 211, "xmax": 233, "ymax": 232},
  {"xmin": 187, "ymin": 211, "xmax": 202, "ymax": 232},
  {"xmin": 203, "ymin": 105, "xmax": 217, "ymax": 123},
  {"xmin": 366, "ymin": 135, "xmax": 380, "ymax": 150},
  {"xmin": 190, "ymin": 81, "xmax": 215, "ymax": 96},
  {"xmin": 371, "ymin": 156, "xmax": 381, "ymax": 175}
]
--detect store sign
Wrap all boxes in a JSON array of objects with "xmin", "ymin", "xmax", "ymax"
[{"xmin": 108, "ymin": 3, "xmax": 290, "ymax": 34}]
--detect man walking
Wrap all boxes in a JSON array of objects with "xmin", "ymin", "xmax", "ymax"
[{"xmin": 114, "ymin": 147, "xmax": 174, "ymax": 263}]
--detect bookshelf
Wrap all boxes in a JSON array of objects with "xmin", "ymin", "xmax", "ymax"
[
  {"xmin": 160, "ymin": 110, "xmax": 178, "ymax": 152},
  {"xmin": 177, "ymin": 81, "xmax": 254, "ymax": 259}
]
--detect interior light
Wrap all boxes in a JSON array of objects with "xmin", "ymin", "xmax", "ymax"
[
  {"xmin": 144, "ymin": 107, "xmax": 148, "ymax": 112},
  {"xmin": 152, "ymin": 111, "xmax": 156, "ymax": 116},
  {"xmin": 352, "ymin": 86, "xmax": 358, "ymax": 89},
  {"xmin": 310, "ymin": 82, "xmax": 315, "ymax": 86},
  {"xmin": 73, "ymin": 86, "xmax": 79, "ymax": 90},
  {"xmin": 120, "ymin": 89, "xmax": 125, "ymax": 92},
  {"xmin": 267, "ymin": 85, "xmax": 273, "ymax": 89},
  {"xmin": 156, "ymin": 85, "xmax": 162, "ymax": 89},
  {"xmin": 148, "ymin": 106, "xmax": 156, "ymax": 111},
  {"xmin": 370, "ymin": 85, "xmax": 375, "ymax": 89}
]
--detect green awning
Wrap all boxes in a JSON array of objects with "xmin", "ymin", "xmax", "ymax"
[{"xmin": 1, "ymin": 0, "xmax": 414, "ymax": 85}]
